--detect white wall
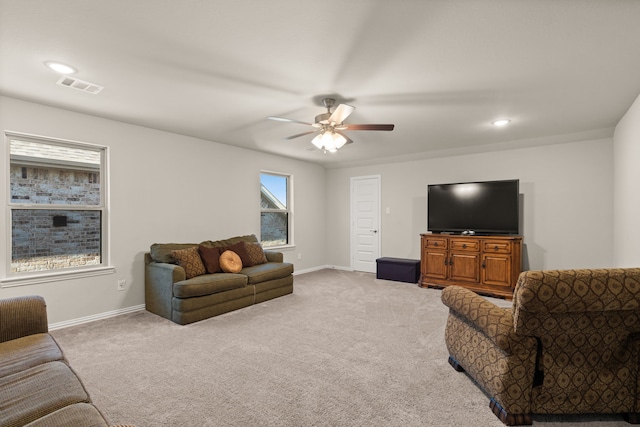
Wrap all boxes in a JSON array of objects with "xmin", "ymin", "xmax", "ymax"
[
  {"xmin": 326, "ymin": 137, "xmax": 614, "ymax": 271},
  {"xmin": 613, "ymin": 93, "xmax": 640, "ymax": 267},
  {"xmin": 2, "ymin": 93, "xmax": 633, "ymax": 325},
  {"xmin": 0, "ymin": 96, "xmax": 326, "ymax": 324}
]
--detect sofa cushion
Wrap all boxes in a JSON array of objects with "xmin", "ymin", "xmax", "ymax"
[
  {"xmin": 173, "ymin": 273, "xmax": 248, "ymax": 298},
  {"xmin": 242, "ymin": 262, "xmax": 294, "ymax": 285},
  {"xmin": 0, "ymin": 361, "xmax": 91, "ymax": 427},
  {"xmin": 201, "ymin": 234, "xmax": 259, "ymax": 249},
  {"xmin": 172, "ymin": 286, "xmax": 256, "ymax": 324},
  {"xmin": 172, "ymin": 247, "xmax": 206, "ymax": 279},
  {"xmin": 0, "ymin": 334, "xmax": 64, "ymax": 378},
  {"xmin": 220, "ymin": 250, "xmax": 243, "ymax": 273},
  {"xmin": 198, "ymin": 245, "xmax": 222, "ymax": 274},
  {"xmin": 150, "ymin": 243, "xmax": 197, "ymax": 263},
  {"xmin": 152, "ymin": 236, "xmax": 260, "ymax": 264},
  {"xmin": 23, "ymin": 403, "xmax": 108, "ymax": 427}
]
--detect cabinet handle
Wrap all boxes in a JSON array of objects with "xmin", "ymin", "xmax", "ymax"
[
  {"xmin": 434, "ymin": 242, "xmax": 438, "ymax": 247},
  {"xmin": 482, "ymin": 261, "xmax": 486, "ymax": 268},
  {"xmin": 462, "ymin": 244, "xmax": 467, "ymax": 249},
  {"xmin": 494, "ymin": 245, "xmax": 499, "ymax": 250}
]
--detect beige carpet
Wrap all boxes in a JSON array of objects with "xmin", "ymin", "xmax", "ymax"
[{"xmin": 52, "ymin": 269, "xmax": 630, "ymax": 426}]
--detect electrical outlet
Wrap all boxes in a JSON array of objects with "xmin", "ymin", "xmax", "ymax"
[
  {"xmin": 117, "ymin": 279, "xmax": 126, "ymax": 291},
  {"xmin": 297, "ymin": 253, "xmax": 302, "ymax": 260}
]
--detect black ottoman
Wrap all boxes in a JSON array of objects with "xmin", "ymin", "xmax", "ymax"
[{"xmin": 376, "ymin": 257, "xmax": 420, "ymax": 283}]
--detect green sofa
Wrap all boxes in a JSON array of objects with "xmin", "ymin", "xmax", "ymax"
[
  {"xmin": 0, "ymin": 295, "xmax": 135, "ymax": 427},
  {"xmin": 145, "ymin": 234, "xmax": 294, "ymax": 325}
]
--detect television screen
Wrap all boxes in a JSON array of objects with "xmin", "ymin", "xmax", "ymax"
[{"xmin": 427, "ymin": 179, "xmax": 519, "ymax": 235}]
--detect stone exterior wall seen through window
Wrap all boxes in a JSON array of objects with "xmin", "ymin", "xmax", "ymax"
[{"xmin": 10, "ymin": 164, "xmax": 101, "ymax": 273}]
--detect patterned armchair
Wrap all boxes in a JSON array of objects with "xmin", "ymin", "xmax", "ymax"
[{"xmin": 441, "ymin": 268, "xmax": 640, "ymax": 425}]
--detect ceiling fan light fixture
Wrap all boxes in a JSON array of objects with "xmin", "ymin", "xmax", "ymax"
[
  {"xmin": 311, "ymin": 133, "xmax": 324, "ymax": 149},
  {"xmin": 321, "ymin": 132, "xmax": 337, "ymax": 152},
  {"xmin": 333, "ymin": 133, "xmax": 347, "ymax": 149},
  {"xmin": 312, "ymin": 131, "xmax": 345, "ymax": 153}
]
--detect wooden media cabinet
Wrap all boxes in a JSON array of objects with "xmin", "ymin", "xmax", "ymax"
[{"xmin": 419, "ymin": 233, "xmax": 522, "ymax": 299}]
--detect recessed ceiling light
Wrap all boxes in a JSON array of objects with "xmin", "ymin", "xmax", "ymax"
[
  {"xmin": 45, "ymin": 61, "xmax": 77, "ymax": 74},
  {"xmin": 491, "ymin": 119, "xmax": 511, "ymax": 127}
]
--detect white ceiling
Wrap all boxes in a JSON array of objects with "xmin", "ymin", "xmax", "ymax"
[{"xmin": 2, "ymin": 0, "xmax": 640, "ymax": 168}]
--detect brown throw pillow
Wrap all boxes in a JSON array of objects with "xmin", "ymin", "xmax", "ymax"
[
  {"xmin": 244, "ymin": 241, "xmax": 268, "ymax": 266},
  {"xmin": 198, "ymin": 245, "xmax": 221, "ymax": 273},
  {"xmin": 219, "ymin": 250, "xmax": 242, "ymax": 273},
  {"xmin": 223, "ymin": 241, "xmax": 252, "ymax": 267},
  {"xmin": 172, "ymin": 247, "xmax": 206, "ymax": 279}
]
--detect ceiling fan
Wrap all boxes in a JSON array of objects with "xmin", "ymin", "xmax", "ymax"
[{"xmin": 267, "ymin": 98, "xmax": 394, "ymax": 153}]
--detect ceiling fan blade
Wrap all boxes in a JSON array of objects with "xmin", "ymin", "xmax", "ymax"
[
  {"xmin": 343, "ymin": 124, "xmax": 395, "ymax": 131},
  {"xmin": 285, "ymin": 130, "xmax": 319, "ymax": 140},
  {"xmin": 267, "ymin": 116, "xmax": 313, "ymax": 126},
  {"xmin": 328, "ymin": 104, "xmax": 355, "ymax": 124}
]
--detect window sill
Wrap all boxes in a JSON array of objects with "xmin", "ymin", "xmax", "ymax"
[
  {"xmin": 1, "ymin": 266, "xmax": 115, "ymax": 288},
  {"xmin": 263, "ymin": 244, "xmax": 296, "ymax": 251}
]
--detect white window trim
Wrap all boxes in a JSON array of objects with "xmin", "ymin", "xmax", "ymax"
[
  {"xmin": 260, "ymin": 170, "xmax": 293, "ymax": 248},
  {"xmin": 0, "ymin": 266, "xmax": 115, "ymax": 288},
  {"xmin": 4, "ymin": 131, "xmax": 112, "ymax": 284}
]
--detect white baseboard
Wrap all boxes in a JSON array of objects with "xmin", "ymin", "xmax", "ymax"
[
  {"xmin": 49, "ymin": 304, "xmax": 146, "ymax": 330},
  {"xmin": 328, "ymin": 265, "xmax": 354, "ymax": 272},
  {"xmin": 293, "ymin": 265, "xmax": 326, "ymax": 275},
  {"xmin": 293, "ymin": 265, "xmax": 353, "ymax": 275}
]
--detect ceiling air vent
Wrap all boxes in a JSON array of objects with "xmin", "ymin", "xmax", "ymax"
[{"xmin": 56, "ymin": 76, "xmax": 104, "ymax": 94}]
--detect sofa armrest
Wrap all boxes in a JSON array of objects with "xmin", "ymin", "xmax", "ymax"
[
  {"xmin": 441, "ymin": 286, "xmax": 533, "ymax": 354},
  {"xmin": 0, "ymin": 295, "xmax": 48, "ymax": 343},
  {"xmin": 264, "ymin": 250, "xmax": 283, "ymax": 263},
  {"xmin": 147, "ymin": 262, "xmax": 185, "ymax": 283},
  {"xmin": 145, "ymin": 262, "xmax": 185, "ymax": 320}
]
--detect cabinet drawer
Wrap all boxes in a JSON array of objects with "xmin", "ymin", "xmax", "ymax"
[
  {"xmin": 450, "ymin": 239, "xmax": 479, "ymax": 252},
  {"xmin": 482, "ymin": 240, "xmax": 512, "ymax": 254},
  {"xmin": 424, "ymin": 237, "xmax": 448, "ymax": 249}
]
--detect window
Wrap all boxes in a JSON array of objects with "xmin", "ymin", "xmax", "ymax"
[
  {"xmin": 6, "ymin": 133, "xmax": 108, "ymax": 277},
  {"xmin": 260, "ymin": 172, "xmax": 291, "ymax": 247}
]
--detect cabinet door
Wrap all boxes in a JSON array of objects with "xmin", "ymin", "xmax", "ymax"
[
  {"xmin": 423, "ymin": 249, "xmax": 448, "ymax": 279},
  {"xmin": 449, "ymin": 252, "xmax": 480, "ymax": 283},
  {"xmin": 482, "ymin": 254, "xmax": 511, "ymax": 287}
]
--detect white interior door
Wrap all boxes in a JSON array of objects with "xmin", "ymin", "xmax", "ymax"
[{"xmin": 350, "ymin": 175, "xmax": 381, "ymax": 273}]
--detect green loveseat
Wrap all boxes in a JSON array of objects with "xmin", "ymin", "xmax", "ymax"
[{"xmin": 145, "ymin": 234, "xmax": 293, "ymax": 325}]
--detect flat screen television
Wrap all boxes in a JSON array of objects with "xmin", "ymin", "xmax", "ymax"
[{"xmin": 427, "ymin": 179, "xmax": 520, "ymax": 235}]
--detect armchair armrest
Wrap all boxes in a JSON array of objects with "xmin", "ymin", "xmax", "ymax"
[
  {"xmin": 0, "ymin": 295, "xmax": 48, "ymax": 343},
  {"xmin": 441, "ymin": 286, "xmax": 535, "ymax": 355}
]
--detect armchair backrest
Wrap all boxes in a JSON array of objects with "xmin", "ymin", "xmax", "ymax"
[
  {"xmin": 512, "ymin": 268, "xmax": 640, "ymax": 337},
  {"xmin": 511, "ymin": 268, "xmax": 640, "ymax": 414}
]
